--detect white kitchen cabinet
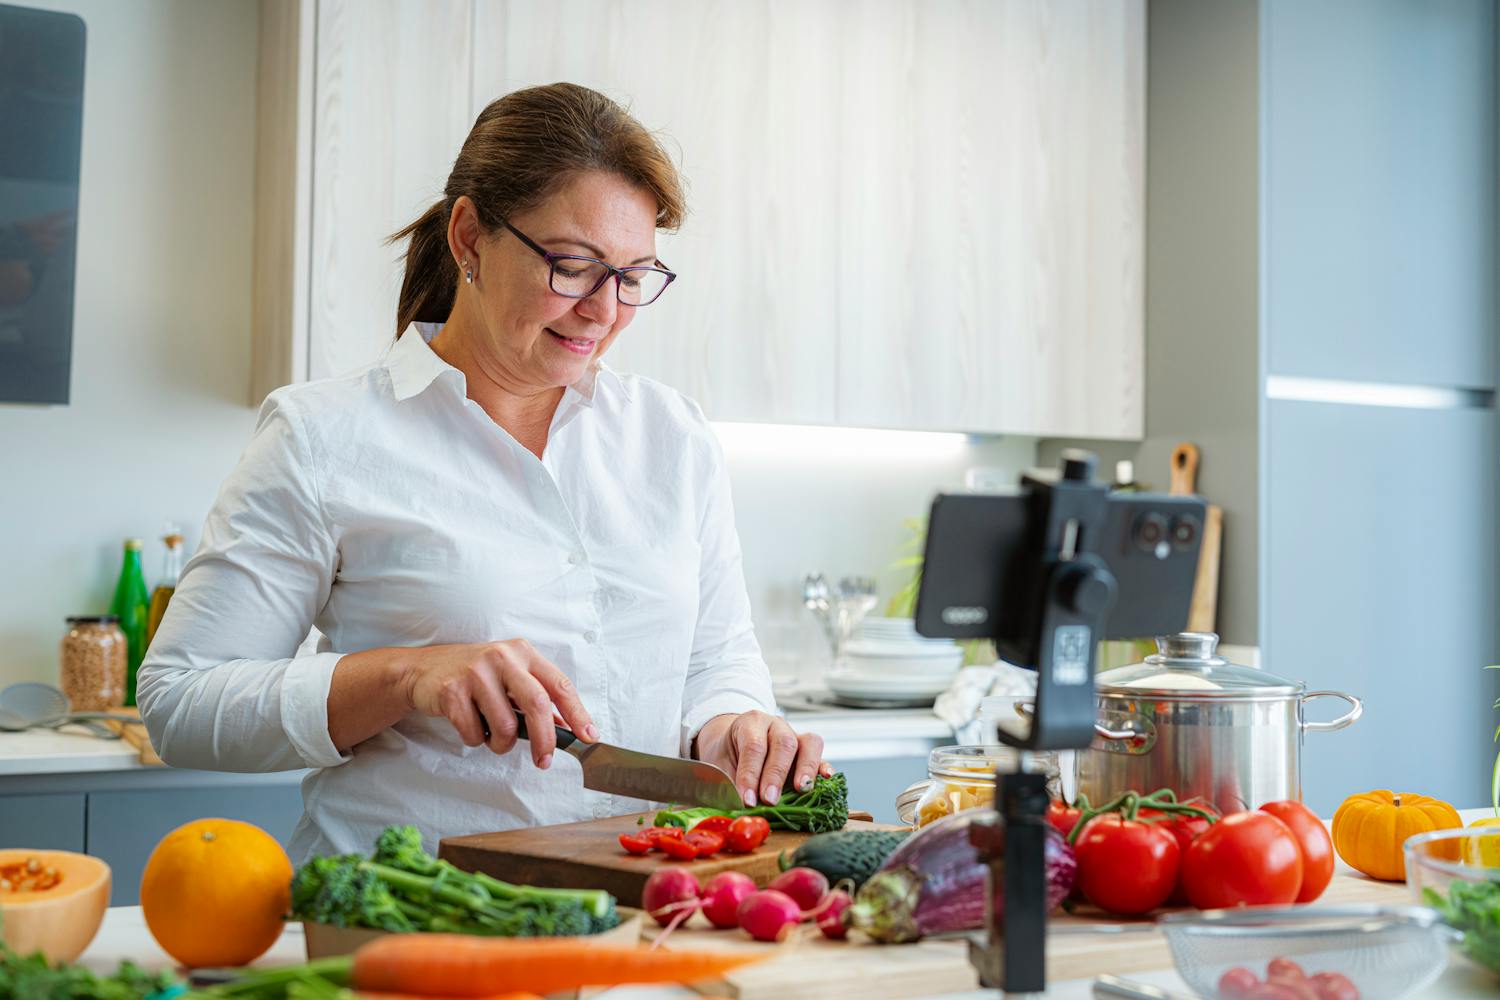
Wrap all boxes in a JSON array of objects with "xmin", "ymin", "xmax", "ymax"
[{"xmin": 254, "ymin": 0, "xmax": 1144, "ymax": 438}]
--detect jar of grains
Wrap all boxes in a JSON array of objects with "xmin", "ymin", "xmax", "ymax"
[{"xmin": 59, "ymin": 615, "xmax": 128, "ymax": 711}]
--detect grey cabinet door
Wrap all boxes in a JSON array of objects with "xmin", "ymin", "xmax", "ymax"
[
  {"xmin": 1265, "ymin": 399, "xmax": 1497, "ymax": 815},
  {"xmin": 0, "ymin": 793, "xmax": 86, "ymax": 852},
  {"xmin": 87, "ymin": 785, "xmax": 304, "ymax": 906},
  {"xmin": 832, "ymin": 755, "xmax": 929, "ymax": 826},
  {"xmin": 1263, "ymin": 0, "xmax": 1497, "ymax": 387}
]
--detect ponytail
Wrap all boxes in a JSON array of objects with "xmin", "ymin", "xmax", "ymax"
[{"xmin": 389, "ymin": 200, "xmax": 456, "ymax": 336}]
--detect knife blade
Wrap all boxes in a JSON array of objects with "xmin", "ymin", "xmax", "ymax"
[{"xmin": 491, "ymin": 708, "xmax": 747, "ymax": 812}]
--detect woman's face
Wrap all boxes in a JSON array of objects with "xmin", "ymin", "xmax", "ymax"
[{"xmin": 467, "ymin": 171, "xmax": 660, "ymax": 393}]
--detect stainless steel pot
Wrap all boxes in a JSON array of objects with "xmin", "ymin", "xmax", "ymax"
[{"xmin": 1073, "ymin": 633, "xmax": 1361, "ymax": 814}]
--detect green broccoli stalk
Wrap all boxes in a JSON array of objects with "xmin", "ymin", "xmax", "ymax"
[
  {"xmin": 290, "ymin": 826, "xmax": 619, "ymax": 937},
  {"xmin": 655, "ymin": 772, "xmax": 850, "ymax": 834}
]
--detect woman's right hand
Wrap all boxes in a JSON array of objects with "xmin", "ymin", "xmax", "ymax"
[{"xmin": 400, "ymin": 639, "xmax": 597, "ymax": 768}]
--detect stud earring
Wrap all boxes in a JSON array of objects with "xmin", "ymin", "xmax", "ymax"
[{"xmin": 461, "ymin": 259, "xmax": 473, "ymax": 284}]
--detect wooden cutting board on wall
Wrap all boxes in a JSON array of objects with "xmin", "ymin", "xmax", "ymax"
[
  {"xmin": 440, "ymin": 812, "xmax": 885, "ymax": 909},
  {"xmin": 1169, "ymin": 442, "xmax": 1224, "ymax": 634}
]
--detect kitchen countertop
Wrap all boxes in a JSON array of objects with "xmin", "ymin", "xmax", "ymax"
[
  {"xmin": 0, "ymin": 725, "xmax": 150, "ymax": 775},
  {"xmin": 76, "ymin": 904, "xmax": 1500, "ymax": 999}
]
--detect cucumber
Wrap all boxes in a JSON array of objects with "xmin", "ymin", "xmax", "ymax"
[{"xmin": 777, "ymin": 829, "xmax": 911, "ymax": 888}]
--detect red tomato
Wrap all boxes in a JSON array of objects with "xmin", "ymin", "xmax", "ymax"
[
  {"xmin": 1045, "ymin": 800, "xmax": 1084, "ymax": 838},
  {"xmin": 1246, "ymin": 984, "xmax": 1308, "ymax": 1000},
  {"xmin": 684, "ymin": 830, "xmax": 725, "ymax": 856},
  {"xmin": 1217, "ymin": 967, "xmax": 1261, "ymax": 999},
  {"xmin": 657, "ymin": 835, "xmax": 699, "ymax": 860},
  {"xmin": 618, "ymin": 832, "xmax": 653, "ymax": 855},
  {"xmin": 726, "ymin": 815, "xmax": 771, "ymax": 853},
  {"xmin": 1260, "ymin": 800, "xmax": 1335, "ymax": 903},
  {"xmin": 1140, "ymin": 804, "xmax": 1218, "ymax": 904},
  {"xmin": 1073, "ymin": 815, "xmax": 1181, "ymax": 916},
  {"xmin": 1307, "ymin": 972, "xmax": 1360, "ymax": 1000},
  {"xmin": 693, "ymin": 815, "xmax": 734, "ymax": 835},
  {"xmin": 1181, "ymin": 811, "xmax": 1303, "ymax": 909}
]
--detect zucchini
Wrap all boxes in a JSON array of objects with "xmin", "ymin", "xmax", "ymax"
[{"xmin": 777, "ymin": 829, "xmax": 910, "ymax": 888}]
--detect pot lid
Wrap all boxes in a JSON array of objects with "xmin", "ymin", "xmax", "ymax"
[{"xmin": 1095, "ymin": 633, "xmax": 1303, "ymax": 697}]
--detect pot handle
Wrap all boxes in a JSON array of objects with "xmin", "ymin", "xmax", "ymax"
[
  {"xmin": 1301, "ymin": 690, "xmax": 1363, "ymax": 733},
  {"xmin": 1015, "ymin": 701, "xmax": 1157, "ymax": 751}
]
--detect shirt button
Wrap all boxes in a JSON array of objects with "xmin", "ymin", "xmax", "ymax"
[
  {"xmin": 583, "ymin": 630, "xmax": 599, "ymax": 644},
  {"xmin": 568, "ymin": 551, "xmax": 584, "ymax": 565}
]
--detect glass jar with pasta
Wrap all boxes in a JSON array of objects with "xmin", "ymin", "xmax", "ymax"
[{"xmin": 913, "ymin": 745, "xmax": 1062, "ymax": 828}]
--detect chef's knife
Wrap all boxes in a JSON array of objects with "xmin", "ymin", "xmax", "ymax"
[{"xmin": 484, "ymin": 708, "xmax": 747, "ymax": 812}]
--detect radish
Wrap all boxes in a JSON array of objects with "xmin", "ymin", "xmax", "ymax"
[
  {"xmin": 737, "ymin": 888, "xmax": 803, "ymax": 942},
  {"xmin": 816, "ymin": 888, "xmax": 852, "ymax": 939},
  {"xmin": 701, "ymin": 871, "xmax": 757, "ymax": 929},
  {"xmin": 641, "ymin": 867, "xmax": 702, "ymax": 928},
  {"xmin": 767, "ymin": 866, "xmax": 830, "ymax": 916}
]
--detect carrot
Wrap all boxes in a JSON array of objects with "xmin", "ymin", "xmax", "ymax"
[
  {"xmin": 356, "ymin": 993, "xmax": 542, "ymax": 1000},
  {"xmin": 351, "ymin": 933, "xmax": 764, "ymax": 996}
]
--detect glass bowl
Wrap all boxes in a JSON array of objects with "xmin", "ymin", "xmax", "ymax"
[
  {"xmin": 1404, "ymin": 825, "xmax": 1500, "ymax": 979},
  {"xmin": 1157, "ymin": 905, "xmax": 1455, "ymax": 999}
]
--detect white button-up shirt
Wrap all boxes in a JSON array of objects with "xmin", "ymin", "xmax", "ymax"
[{"xmin": 139, "ymin": 325, "xmax": 776, "ymax": 862}]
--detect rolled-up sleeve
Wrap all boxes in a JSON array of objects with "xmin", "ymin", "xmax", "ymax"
[
  {"xmin": 679, "ymin": 435, "xmax": 777, "ymax": 756},
  {"xmin": 138, "ymin": 391, "xmax": 349, "ymax": 772}
]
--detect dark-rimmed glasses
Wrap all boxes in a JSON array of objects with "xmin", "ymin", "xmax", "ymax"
[{"xmin": 502, "ymin": 219, "xmax": 676, "ymax": 306}]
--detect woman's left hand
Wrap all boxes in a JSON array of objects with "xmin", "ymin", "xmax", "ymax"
[{"xmin": 693, "ymin": 711, "xmax": 833, "ymax": 808}]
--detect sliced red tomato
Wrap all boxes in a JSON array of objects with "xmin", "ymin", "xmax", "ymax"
[
  {"xmin": 641, "ymin": 825, "xmax": 683, "ymax": 845},
  {"xmin": 1181, "ymin": 811, "xmax": 1303, "ymax": 909},
  {"xmin": 1045, "ymin": 799, "xmax": 1084, "ymax": 839},
  {"xmin": 1259, "ymin": 800, "xmax": 1335, "ymax": 903},
  {"xmin": 684, "ymin": 830, "xmax": 725, "ymax": 856},
  {"xmin": 1073, "ymin": 815, "xmax": 1180, "ymax": 916},
  {"xmin": 692, "ymin": 815, "xmax": 734, "ymax": 835},
  {"xmin": 657, "ymin": 835, "xmax": 699, "ymax": 860},
  {"xmin": 725, "ymin": 815, "xmax": 771, "ymax": 853},
  {"xmin": 618, "ymin": 832, "xmax": 653, "ymax": 855}
]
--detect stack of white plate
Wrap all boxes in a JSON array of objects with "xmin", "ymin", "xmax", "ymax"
[{"xmin": 825, "ymin": 617, "xmax": 964, "ymax": 706}]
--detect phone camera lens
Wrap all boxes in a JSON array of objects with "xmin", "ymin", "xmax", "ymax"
[
  {"xmin": 1134, "ymin": 512, "xmax": 1168, "ymax": 552},
  {"xmin": 1171, "ymin": 515, "xmax": 1200, "ymax": 549}
]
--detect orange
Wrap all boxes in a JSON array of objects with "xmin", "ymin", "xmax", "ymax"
[{"xmin": 140, "ymin": 818, "xmax": 292, "ymax": 967}]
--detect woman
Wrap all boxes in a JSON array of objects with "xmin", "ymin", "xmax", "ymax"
[{"xmin": 139, "ymin": 83, "xmax": 827, "ymax": 862}]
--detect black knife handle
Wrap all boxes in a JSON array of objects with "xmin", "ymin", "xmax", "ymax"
[{"xmin": 476, "ymin": 708, "xmax": 577, "ymax": 751}]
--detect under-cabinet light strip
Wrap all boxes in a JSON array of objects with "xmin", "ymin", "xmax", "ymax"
[{"xmin": 1265, "ymin": 375, "xmax": 1494, "ymax": 411}]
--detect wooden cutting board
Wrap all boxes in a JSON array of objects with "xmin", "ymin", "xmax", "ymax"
[
  {"xmin": 642, "ymin": 914, "xmax": 980, "ymax": 1000},
  {"xmin": 1169, "ymin": 441, "xmax": 1224, "ymax": 634},
  {"xmin": 440, "ymin": 812, "xmax": 887, "ymax": 909}
]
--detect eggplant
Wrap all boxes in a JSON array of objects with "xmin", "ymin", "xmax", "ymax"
[{"xmin": 846, "ymin": 807, "xmax": 1076, "ymax": 943}]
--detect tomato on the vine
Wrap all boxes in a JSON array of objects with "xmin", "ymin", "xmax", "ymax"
[
  {"xmin": 1259, "ymin": 800, "xmax": 1334, "ymax": 903},
  {"xmin": 1181, "ymin": 811, "xmax": 1303, "ymax": 909},
  {"xmin": 1045, "ymin": 800, "xmax": 1084, "ymax": 839},
  {"xmin": 1073, "ymin": 815, "xmax": 1181, "ymax": 916},
  {"xmin": 1140, "ymin": 801, "xmax": 1218, "ymax": 904}
]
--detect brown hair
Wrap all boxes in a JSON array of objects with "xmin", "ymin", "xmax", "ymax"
[{"xmin": 389, "ymin": 83, "xmax": 686, "ymax": 336}]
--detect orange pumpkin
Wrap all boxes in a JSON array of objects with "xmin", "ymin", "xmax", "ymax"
[
  {"xmin": 1331, "ymin": 790, "xmax": 1462, "ymax": 881},
  {"xmin": 0, "ymin": 849, "xmax": 110, "ymax": 962},
  {"xmin": 140, "ymin": 818, "xmax": 292, "ymax": 967}
]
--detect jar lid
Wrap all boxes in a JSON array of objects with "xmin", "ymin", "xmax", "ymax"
[
  {"xmin": 1096, "ymin": 632, "xmax": 1302, "ymax": 697},
  {"xmin": 927, "ymin": 744, "xmax": 1057, "ymax": 781},
  {"xmin": 66, "ymin": 614, "xmax": 119, "ymax": 624}
]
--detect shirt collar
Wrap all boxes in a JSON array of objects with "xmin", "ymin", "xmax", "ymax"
[{"xmin": 387, "ymin": 323, "xmax": 634, "ymax": 405}]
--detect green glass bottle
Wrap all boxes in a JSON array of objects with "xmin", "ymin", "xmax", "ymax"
[{"xmin": 109, "ymin": 538, "xmax": 151, "ymax": 706}]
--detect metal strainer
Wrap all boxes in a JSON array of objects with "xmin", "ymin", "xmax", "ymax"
[{"xmin": 1157, "ymin": 905, "xmax": 1456, "ymax": 999}]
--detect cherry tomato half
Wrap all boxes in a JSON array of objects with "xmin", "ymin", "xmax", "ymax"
[
  {"xmin": 657, "ymin": 835, "xmax": 699, "ymax": 860},
  {"xmin": 1259, "ymin": 800, "xmax": 1335, "ymax": 903},
  {"xmin": 1073, "ymin": 815, "xmax": 1180, "ymax": 916},
  {"xmin": 642, "ymin": 826, "xmax": 683, "ymax": 845},
  {"xmin": 726, "ymin": 815, "xmax": 771, "ymax": 853},
  {"xmin": 1181, "ymin": 811, "xmax": 1303, "ymax": 910},
  {"xmin": 684, "ymin": 830, "xmax": 725, "ymax": 856},
  {"xmin": 618, "ymin": 832, "xmax": 653, "ymax": 855},
  {"xmin": 692, "ymin": 815, "xmax": 734, "ymax": 835}
]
